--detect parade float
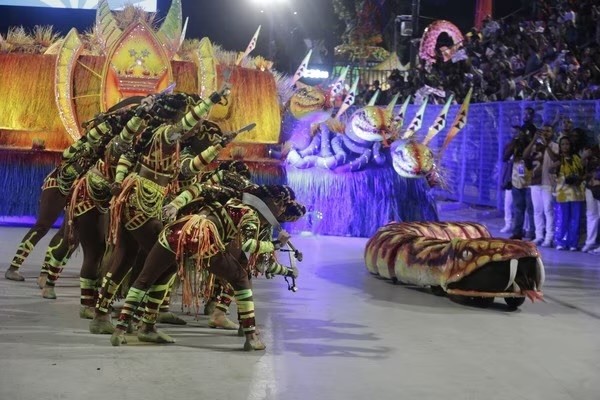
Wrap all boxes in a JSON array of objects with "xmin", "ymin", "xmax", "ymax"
[{"xmin": 1, "ymin": 0, "xmax": 470, "ymax": 237}]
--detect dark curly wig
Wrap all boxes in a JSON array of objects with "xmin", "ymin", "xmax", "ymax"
[
  {"xmin": 244, "ymin": 184, "xmax": 303, "ymax": 223},
  {"xmin": 217, "ymin": 160, "xmax": 251, "ymax": 179},
  {"xmin": 134, "ymin": 93, "xmax": 198, "ymax": 153}
]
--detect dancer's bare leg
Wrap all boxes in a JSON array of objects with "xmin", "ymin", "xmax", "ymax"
[{"xmin": 5, "ymin": 187, "xmax": 66, "ymax": 281}]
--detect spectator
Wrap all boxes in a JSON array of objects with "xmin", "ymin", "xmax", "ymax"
[
  {"xmin": 581, "ymin": 133, "xmax": 600, "ymax": 253},
  {"xmin": 523, "ymin": 125, "xmax": 559, "ymax": 246},
  {"xmin": 503, "ymin": 127, "xmax": 535, "ymax": 240},
  {"xmin": 549, "ymin": 136, "xmax": 586, "ymax": 251}
]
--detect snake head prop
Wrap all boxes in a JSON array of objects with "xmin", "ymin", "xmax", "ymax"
[
  {"xmin": 443, "ymin": 237, "xmax": 544, "ymax": 299},
  {"xmin": 289, "ymin": 82, "xmax": 331, "ymax": 123},
  {"xmin": 345, "ymin": 106, "xmax": 395, "ymax": 143},
  {"xmin": 390, "ymin": 139, "xmax": 435, "ymax": 178},
  {"xmin": 365, "ymin": 222, "xmax": 545, "ymax": 307}
]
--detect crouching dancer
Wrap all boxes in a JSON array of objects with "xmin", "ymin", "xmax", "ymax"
[{"xmin": 109, "ymin": 185, "xmax": 305, "ymax": 351}]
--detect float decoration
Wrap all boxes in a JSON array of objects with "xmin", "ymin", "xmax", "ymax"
[
  {"xmin": 96, "ymin": 0, "xmax": 124, "ymax": 53},
  {"xmin": 441, "ymin": 87, "xmax": 472, "ymax": 154},
  {"xmin": 401, "ymin": 96, "xmax": 428, "ymax": 139},
  {"xmin": 235, "ymin": 25, "xmax": 261, "ymax": 66},
  {"xmin": 422, "ymin": 95, "xmax": 453, "ymax": 146},
  {"xmin": 197, "ymin": 37, "xmax": 217, "ymax": 99},
  {"xmin": 418, "ymin": 20, "xmax": 465, "ymax": 66},
  {"xmin": 100, "ymin": 20, "xmax": 172, "ymax": 111},
  {"xmin": 54, "ymin": 28, "xmax": 84, "ymax": 142},
  {"xmin": 155, "ymin": 0, "xmax": 183, "ymax": 59}
]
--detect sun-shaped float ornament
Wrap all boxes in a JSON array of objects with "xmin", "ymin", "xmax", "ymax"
[{"xmin": 53, "ymin": 0, "xmax": 183, "ymax": 141}]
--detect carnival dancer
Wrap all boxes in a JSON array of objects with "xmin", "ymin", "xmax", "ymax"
[
  {"xmin": 89, "ymin": 88, "xmax": 233, "ymax": 335},
  {"xmin": 109, "ymin": 185, "xmax": 305, "ymax": 351},
  {"xmin": 38, "ymin": 103, "xmax": 152, "ymax": 306},
  {"xmin": 153, "ymin": 122, "xmax": 249, "ymax": 325},
  {"xmin": 4, "ymin": 114, "xmax": 117, "ymax": 282},
  {"xmin": 157, "ymin": 159, "xmax": 255, "ymax": 326},
  {"xmin": 164, "ymin": 160, "xmax": 258, "ymax": 329}
]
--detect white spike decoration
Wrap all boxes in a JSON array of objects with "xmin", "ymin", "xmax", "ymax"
[
  {"xmin": 292, "ymin": 49, "xmax": 312, "ymax": 85},
  {"xmin": 334, "ymin": 76, "xmax": 359, "ymax": 120},
  {"xmin": 329, "ymin": 65, "xmax": 349, "ymax": 104},
  {"xmin": 178, "ymin": 17, "xmax": 189, "ymax": 49},
  {"xmin": 367, "ymin": 90, "xmax": 380, "ymax": 106},
  {"xmin": 392, "ymin": 95, "xmax": 411, "ymax": 131},
  {"xmin": 386, "ymin": 92, "xmax": 400, "ymax": 117},
  {"xmin": 421, "ymin": 95, "xmax": 453, "ymax": 145},
  {"xmin": 401, "ymin": 96, "xmax": 428, "ymax": 139},
  {"xmin": 236, "ymin": 25, "xmax": 261, "ymax": 66}
]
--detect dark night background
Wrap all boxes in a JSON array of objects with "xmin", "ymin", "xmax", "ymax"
[{"xmin": 0, "ymin": 0, "xmax": 528, "ymax": 72}]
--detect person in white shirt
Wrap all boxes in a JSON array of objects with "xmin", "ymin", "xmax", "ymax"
[{"xmin": 523, "ymin": 125, "xmax": 559, "ymax": 246}]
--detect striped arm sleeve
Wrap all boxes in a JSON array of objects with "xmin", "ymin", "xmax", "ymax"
[{"xmin": 119, "ymin": 115, "xmax": 145, "ymax": 142}]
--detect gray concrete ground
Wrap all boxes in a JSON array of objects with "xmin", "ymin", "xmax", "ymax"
[{"xmin": 1, "ymin": 204, "xmax": 599, "ymax": 400}]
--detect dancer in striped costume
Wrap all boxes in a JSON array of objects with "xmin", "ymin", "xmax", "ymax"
[
  {"xmin": 4, "ymin": 115, "xmax": 116, "ymax": 282},
  {"xmin": 90, "ymin": 88, "xmax": 233, "ymax": 335},
  {"xmin": 109, "ymin": 185, "xmax": 305, "ymax": 351}
]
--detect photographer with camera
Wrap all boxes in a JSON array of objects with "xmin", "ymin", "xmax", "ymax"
[
  {"xmin": 523, "ymin": 125, "xmax": 559, "ymax": 247},
  {"xmin": 549, "ymin": 135, "xmax": 585, "ymax": 250},
  {"xmin": 503, "ymin": 126, "xmax": 535, "ymax": 240}
]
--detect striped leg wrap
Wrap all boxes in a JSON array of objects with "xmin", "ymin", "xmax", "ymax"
[
  {"xmin": 159, "ymin": 282, "xmax": 176, "ymax": 313},
  {"xmin": 235, "ymin": 289, "xmax": 256, "ymax": 334},
  {"xmin": 95, "ymin": 271, "xmax": 127, "ymax": 315},
  {"xmin": 215, "ymin": 284, "xmax": 235, "ymax": 313},
  {"xmin": 9, "ymin": 235, "xmax": 36, "ymax": 270},
  {"xmin": 265, "ymin": 263, "xmax": 293, "ymax": 276},
  {"xmin": 80, "ymin": 278, "xmax": 97, "ymax": 307},
  {"xmin": 116, "ymin": 287, "xmax": 147, "ymax": 330},
  {"xmin": 44, "ymin": 239, "xmax": 70, "ymax": 287},
  {"xmin": 142, "ymin": 275, "xmax": 176, "ymax": 325}
]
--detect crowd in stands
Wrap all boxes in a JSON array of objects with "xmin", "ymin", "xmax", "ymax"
[{"xmin": 361, "ymin": 0, "xmax": 600, "ymax": 105}]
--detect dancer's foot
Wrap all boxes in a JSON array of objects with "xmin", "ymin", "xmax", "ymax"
[
  {"xmin": 243, "ymin": 333, "xmax": 266, "ymax": 351},
  {"xmin": 208, "ymin": 310, "xmax": 239, "ymax": 330},
  {"xmin": 126, "ymin": 320, "xmax": 139, "ymax": 334},
  {"xmin": 238, "ymin": 325, "xmax": 260, "ymax": 337},
  {"xmin": 42, "ymin": 286, "xmax": 56, "ymax": 299},
  {"xmin": 137, "ymin": 323, "xmax": 175, "ymax": 344},
  {"xmin": 157, "ymin": 311, "xmax": 187, "ymax": 325},
  {"xmin": 110, "ymin": 328, "xmax": 127, "ymax": 346},
  {"xmin": 5, "ymin": 267, "xmax": 24, "ymax": 281},
  {"xmin": 37, "ymin": 272, "xmax": 48, "ymax": 289},
  {"xmin": 203, "ymin": 300, "xmax": 217, "ymax": 316},
  {"xmin": 89, "ymin": 315, "xmax": 115, "ymax": 334},
  {"xmin": 79, "ymin": 306, "xmax": 95, "ymax": 319}
]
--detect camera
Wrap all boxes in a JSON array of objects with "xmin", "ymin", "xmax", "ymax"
[{"xmin": 564, "ymin": 175, "xmax": 579, "ymax": 185}]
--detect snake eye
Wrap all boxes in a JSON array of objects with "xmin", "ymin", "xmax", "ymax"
[{"xmin": 461, "ymin": 249, "xmax": 473, "ymax": 261}]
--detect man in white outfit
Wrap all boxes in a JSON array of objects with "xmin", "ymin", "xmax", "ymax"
[{"xmin": 523, "ymin": 125, "xmax": 558, "ymax": 247}]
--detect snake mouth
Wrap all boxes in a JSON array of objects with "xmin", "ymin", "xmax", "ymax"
[
  {"xmin": 292, "ymin": 100, "xmax": 322, "ymax": 109},
  {"xmin": 445, "ymin": 257, "xmax": 545, "ymax": 298}
]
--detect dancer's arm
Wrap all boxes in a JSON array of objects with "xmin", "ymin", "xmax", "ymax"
[
  {"xmin": 62, "ymin": 121, "xmax": 112, "ymax": 161},
  {"xmin": 164, "ymin": 87, "xmax": 231, "ymax": 145},
  {"xmin": 179, "ymin": 144, "xmax": 224, "ymax": 178}
]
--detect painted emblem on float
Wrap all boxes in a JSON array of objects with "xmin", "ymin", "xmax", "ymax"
[{"xmin": 100, "ymin": 21, "xmax": 172, "ymax": 110}]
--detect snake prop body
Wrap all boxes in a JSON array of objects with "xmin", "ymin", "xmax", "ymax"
[{"xmin": 364, "ymin": 221, "xmax": 545, "ymax": 307}]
